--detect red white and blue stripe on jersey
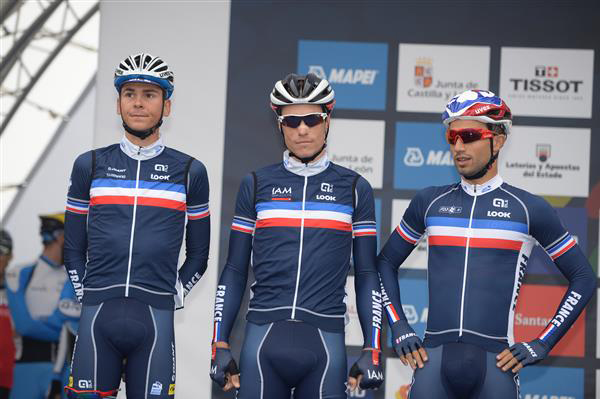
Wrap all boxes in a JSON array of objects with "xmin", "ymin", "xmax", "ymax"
[
  {"xmin": 372, "ymin": 326, "xmax": 381, "ymax": 350},
  {"xmin": 255, "ymin": 201, "xmax": 353, "ymax": 232},
  {"xmin": 385, "ymin": 304, "xmax": 401, "ymax": 324},
  {"xmin": 396, "ymin": 219, "xmax": 422, "ymax": 245},
  {"xmin": 538, "ymin": 323, "xmax": 557, "ymax": 342},
  {"xmin": 231, "ymin": 216, "xmax": 256, "ymax": 234},
  {"xmin": 212, "ymin": 321, "xmax": 221, "ymax": 343},
  {"xmin": 545, "ymin": 233, "xmax": 576, "ymax": 260},
  {"xmin": 66, "ymin": 197, "xmax": 90, "ymax": 215},
  {"xmin": 352, "ymin": 221, "xmax": 377, "ymax": 237},
  {"xmin": 187, "ymin": 202, "xmax": 209, "ymax": 220},
  {"xmin": 89, "ymin": 178, "xmax": 186, "ymax": 211},
  {"xmin": 425, "ymin": 216, "xmax": 528, "ymax": 251}
]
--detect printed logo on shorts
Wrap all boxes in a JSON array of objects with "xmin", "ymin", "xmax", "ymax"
[
  {"xmin": 150, "ymin": 381, "xmax": 162, "ymax": 395},
  {"xmin": 168, "ymin": 384, "xmax": 175, "ymax": 396}
]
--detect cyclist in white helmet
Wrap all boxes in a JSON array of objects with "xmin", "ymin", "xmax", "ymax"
[
  {"xmin": 378, "ymin": 89, "xmax": 595, "ymax": 398},
  {"xmin": 209, "ymin": 73, "xmax": 384, "ymax": 398},
  {"xmin": 64, "ymin": 53, "xmax": 211, "ymax": 398}
]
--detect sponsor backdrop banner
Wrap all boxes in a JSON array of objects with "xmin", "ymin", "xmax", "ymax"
[
  {"xmin": 500, "ymin": 47, "xmax": 594, "ymax": 118},
  {"xmin": 218, "ymin": 2, "xmax": 599, "ymax": 398},
  {"xmin": 396, "ymin": 43, "xmax": 490, "ymax": 113},
  {"xmin": 499, "ymin": 126, "xmax": 591, "ymax": 197}
]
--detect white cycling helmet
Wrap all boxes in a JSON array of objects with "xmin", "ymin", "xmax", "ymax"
[
  {"xmin": 114, "ymin": 53, "xmax": 174, "ymax": 99},
  {"xmin": 270, "ymin": 73, "xmax": 335, "ymax": 114}
]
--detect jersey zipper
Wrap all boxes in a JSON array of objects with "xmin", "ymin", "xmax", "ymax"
[
  {"xmin": 124, "ymin": 152, "xmax": 142, "ymax": 296},
  {"xmin": 290, "ymin": 175, "xmax": 308, "ymax": 319},
  {"xmin": 458, "ymin": 184, "xmax": 478, "ymax": 336}
]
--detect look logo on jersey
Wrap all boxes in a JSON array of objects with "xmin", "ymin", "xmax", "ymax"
[{"xmin": 298, "ymin": 40, "xmax": 388, "ymax": 110}]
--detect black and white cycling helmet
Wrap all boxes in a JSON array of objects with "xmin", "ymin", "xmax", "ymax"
[
  {"xmin": 270, "ymin": 73, "xmax": 335, "ymax": 115},
  {"xmin": 114, "ymin": 53, "xmax": 174, "ymax": 99}
]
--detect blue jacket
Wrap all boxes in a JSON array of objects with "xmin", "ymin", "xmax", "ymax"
[
  {"xmin": 214, "ymin": 152, "xmax": 382, "ymax": 350},
  {"xmin": 379, "ymin": 175, "xmax": 596, "ymax": 352},
  {"xmin": 64, "ymin": 136, "xmax": 210, "ymax": 309},
  {"xmin": 6, "ymin": 256, "xmax": 79, "ymax": 342}
]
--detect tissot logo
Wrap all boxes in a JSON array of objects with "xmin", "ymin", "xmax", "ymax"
[
  {"xmin": 535, "ymin": 65, "xmax": 558, "ymax": 78},
  {"xmin": 500, "ymin": 48, "xmax": 592, "ymax": 118}
]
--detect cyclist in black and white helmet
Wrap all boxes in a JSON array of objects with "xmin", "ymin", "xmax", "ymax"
[{"xmin": 209, "ymin": 73, "xmax": 383, "ymax": 398}]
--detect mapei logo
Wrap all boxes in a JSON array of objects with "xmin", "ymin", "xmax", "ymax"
[
  {"xmin": 308, "ymin": 65, "xmax": 378, "ymax": 85},
  {"xmin": 404, "ymin": 147, "xmax": 453, "ymax": 167},
  {"xmin": 414, "ymin": 57, "xmax": 433, "ymax": 88},
  {"xmin": 536, "ymin": 144, "xmax": 551, "ymax": 162}
]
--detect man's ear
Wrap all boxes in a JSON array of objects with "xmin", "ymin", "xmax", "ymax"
[{"xmin": 163, "ymin": 99, "xmax": 171, "ymax": 117}]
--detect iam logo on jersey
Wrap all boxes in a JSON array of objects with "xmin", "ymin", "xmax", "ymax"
[
  {"xmin": 394, "ymin": 122, "xmax": 459, "ymax": 189},
  {"xmin": 298, "ymin": 40, "xmax": 388, "ymax": 110}
]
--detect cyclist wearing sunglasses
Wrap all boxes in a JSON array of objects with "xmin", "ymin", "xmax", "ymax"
[
  {"xmin": 209, "ymin": 73, "xmax": 383, "ymax": 398},
  {"xmin": 377, "ymin": 89, "xmax": 595, "ymax": 398}
]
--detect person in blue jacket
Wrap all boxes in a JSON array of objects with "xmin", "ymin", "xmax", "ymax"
[
  {"xmin": 6, "ymin": 213, "xmax": 80, "ymax": 399},
  {"xmin": 64, "ymin": 53, "xmax": 210, "ymax": 399},
  {"xmin": 209, "ymin": 73, "xmax": 384, "ymax": 398},
  {"xmin": 378, "ymin": 89, "xmax": 596, "ymax": 398}
]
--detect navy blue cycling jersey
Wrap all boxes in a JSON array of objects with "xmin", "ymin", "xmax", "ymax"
[
  {"xmin": 64, "ymin": 136, "xmax": 210, "ymax": 309},
  {"xmin": 213, "ymin": 152, "xmax": 382, "ymax": 350},
  {"xmin": 379, "ymin": 175, "xmax": 596, "ymax": 352}
]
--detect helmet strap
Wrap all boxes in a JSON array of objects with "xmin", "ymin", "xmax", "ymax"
[
  {"xmin": 279, "ymin": 121, "xmax": 329, "ymax": 165},
  {"xmin": 462, "ymin": 138, "xmax": 498, "ymax": 181},
  {"xmin": 289, "ymin": 142, "xmax": 327, "ymax": 165}
]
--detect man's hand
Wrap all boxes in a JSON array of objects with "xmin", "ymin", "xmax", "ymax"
[
  {"xmin": 347, "ymin": 348, "xmax": 383, "ymax": 391},
  {"xmin": 390, "ymin": 320, "xmax": 428, "ymax": 370},
  {"xmin": 209, "ymin": 342, "xmax": 240, "ymax": 391},
  {"xmin": 496, "ymin": 339, "xmax": 550, "ymax": 373}
]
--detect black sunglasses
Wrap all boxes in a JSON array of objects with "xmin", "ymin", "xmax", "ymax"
[{"xmin": 277, "ymin": 113, "xmax": 327, "ymax": 128}]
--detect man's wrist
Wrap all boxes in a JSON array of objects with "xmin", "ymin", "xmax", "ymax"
[{"xmin": 213, "ymin": 341, "xmax": 230, "ymax": 349}]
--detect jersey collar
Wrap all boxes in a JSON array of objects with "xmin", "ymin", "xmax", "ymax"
[
  {"xmin": 460, "ymin": 174, "xmax": 504, "ymax": 196},
  {"xmin": 120, "ymin": 135, "xmax": 165, "ymax": 161},
  {"xmin": 283, "ymin": 150, "xmax": 330, "ymax": 177}
]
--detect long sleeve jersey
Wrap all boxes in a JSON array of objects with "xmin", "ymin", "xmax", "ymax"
[
  {"xmin": 64, "ymin": 135, "xmax": 210, "ymax": 310},
  {"xmin": 213, "ymin": 151, "xmax": 382, "ymax": 350},
  {"xmin": 378, "ymin": 175, "xmax": 596, "ymax": 353}
]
